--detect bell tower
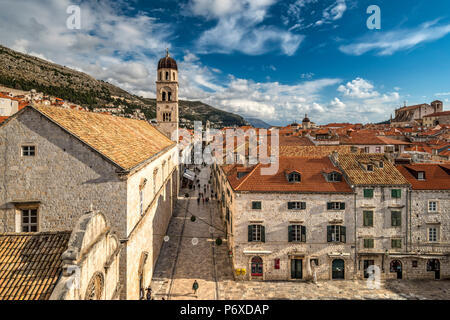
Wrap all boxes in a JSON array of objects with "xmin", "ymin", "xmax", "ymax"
[{"xmin": 156, "ymin": 49, "xmax": 179, "ymax": 141}]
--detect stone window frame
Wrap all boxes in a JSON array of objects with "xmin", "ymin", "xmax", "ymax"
[
  {"xmin": 427, "ymin": 226, "xmax": 439, "ymax": 243},
  {"xmin": 15, "ymin": 203, "xmax": 40, "ymax": 233},
  {"xmin": 251, "ymin": 201, "xmax": 262, "ymax": 210},
  {"xmin": 363, "ymin": 188, "xmax": 374, "ymax": 198},
  {"xmin": 391, "ymin": 210, "xmax": 402, "ymax": 227},
  {"xmin": 85, "ymin": 272, "xmax": 105, "ymax": 300},
  {"xmin": 428, "ymin": 200, "xmax": 439, "ymax": 213},
  {"xmin": 363, "ymin": 238, "xmax": 374, "ymax": 248},
  {"xmin": 21, "ymin": 144, "xmax": 37, "ymax": 157},
  {"xmin": 248, "ymin": 224, "xmax": 265, "ymax": 242},
  {"xmin": 391, "ymin": 238, "xmax": 402, "ymax": 249},
  {"xmin": 287, "ymin": 201, "xmax": 306, "ymax": 210},
  {"xmin": 363, "ymin": 210, "xmax": 374, "ymax": 227}
]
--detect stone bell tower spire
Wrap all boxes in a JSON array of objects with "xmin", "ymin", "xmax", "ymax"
[{"xmin": 156, "ymin": 49, "xmax": 179, "ymax": 141}]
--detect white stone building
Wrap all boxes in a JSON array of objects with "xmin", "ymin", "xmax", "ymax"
[{"xmin": 0, "ymin": 104, "xmax": 179, "ymax": 299}]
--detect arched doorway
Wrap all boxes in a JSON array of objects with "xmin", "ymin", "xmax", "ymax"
[
  {"xmin": 427, "ymin": 259, "xmax": 440, "ymax": 280},
  {"xmin": 332, "ymin": 259, "xmax": 345, "ymax": 279},
  {"xmin": 251, "ymin": 256, "xmax": 263, "ymax": 277},
  {"xmin": 390, "ymin": 260, "xmax": 403, "ymax": 279}
]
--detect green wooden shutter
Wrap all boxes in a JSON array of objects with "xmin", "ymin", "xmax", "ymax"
[
  {"xmin": 261, "ymin": 226, "xmax": 266, "ymax": 243},
  {"xmin": 248, "ymin": 225, "xmax": 253, "ymax": 242},
  {"xmin": 301, "ymin": 226, "xmax": 306, "ymax": 242},
  {"xmin": 288, "ymin": 202, "xmax": 293, "ymax": 210},
  {"xmin": 301, "ymin": 202, "xmax": 306, "ymax": 210},
  {"xmin": 341, "ymin": 226, "xmax": 346, "ymax": 243},
  {"xmin": 327, "ymin": 226, "xmax": 332, "ymax": 242},
  {"xmin": 340, "ymin": 202, "xmax": 346, "ymax": 210},
  {"xmin": 327, "ymin": 202, "xmax": 332, "ymax": 210},
  {"xmin": 288, "ymin": 225, "xmax": 293, "ymax": 242}
]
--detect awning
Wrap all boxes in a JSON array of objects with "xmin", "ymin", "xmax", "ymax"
[
  {"xmin": 243, "ymin": 250, "xmax": 272, "ymax": 255},
  {"xmin": 328, "ymin": 252, "xmax": 351, "ymax": 258},
  {"xmin": 183, "ymin": 169, "xmax": 195, "ymax": 181}
]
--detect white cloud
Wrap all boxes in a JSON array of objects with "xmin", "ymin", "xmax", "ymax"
[
  {"xmin": 337, "ymin": 77, "xmax": 379, "ymax": 98},
  {"xmin": 340, "ymin": 20, "xmax": 450, "ymax": 56},
  {"xmin": 189, "ymin": 0, "xmax": 304, "ymax": 56},
  {"xmin": 315, "ymin": 0, "xmax": 347, "ymax": 26}
]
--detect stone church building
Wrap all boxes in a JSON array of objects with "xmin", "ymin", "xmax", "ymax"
[{"xmin": 0, "ymin": 53, "xmax": 181, "ymax": 299}]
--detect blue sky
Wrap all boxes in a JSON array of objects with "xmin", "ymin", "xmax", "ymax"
[{"xmin": 1, "ymin": 0, "xmax": 450, "ymax": 125}]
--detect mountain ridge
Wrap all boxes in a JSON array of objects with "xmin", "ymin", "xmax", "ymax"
[{"xmin": 0, "ymin": 45, "xmax": 248, "ymax": 128}]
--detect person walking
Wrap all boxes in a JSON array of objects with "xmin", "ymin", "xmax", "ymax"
[
  {"xmin": 192, "ymin": 280, "xmax": 199, "ymax": 296},
  {"xmin": 197, "ymin": 197, "xmax": 200, "ymax": 205}
]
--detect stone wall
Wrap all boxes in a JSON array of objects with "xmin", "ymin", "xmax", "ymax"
[
  {"xmin": 0, "ymin": 108, "xmax": 128, "ymax": 236},
  {"xmin": 50, "ymin": 211, "xmax": 121, "ymax": 300}
]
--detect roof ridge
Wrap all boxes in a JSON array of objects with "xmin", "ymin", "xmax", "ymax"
[{"xmin": 235, "ymin": 163, "xmax": 262, "ymax": 190}]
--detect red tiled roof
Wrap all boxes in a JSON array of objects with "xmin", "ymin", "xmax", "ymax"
[
  {"xmin": 423, "ymin": 111, "xmax": 450, "ymax": 117},
  {"xmin": 396, "ymin": 164, "xmax": 450, "ymax": 190},
  {"xmin": 223, "ymin": 157, "xmax": 353, "ymax": 193}
]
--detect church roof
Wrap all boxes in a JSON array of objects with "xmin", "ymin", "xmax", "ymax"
[
  {"xmin": 4, "ymin": 105, "xmax": 175, "ymax": 171},
  {"xmin": 158, "ymin": 50, "xmax": 178, "ymax": 70}
]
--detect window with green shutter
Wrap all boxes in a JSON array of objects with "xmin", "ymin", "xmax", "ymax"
[
  {"xmin": 391, "ymin": 239, "xmax": 402, "ymax": 249},
  {"xmin": 391, "ymin": 211, "xmax": 401, "ymax": 227},
  {"xmin": 327, "ymin": 202, "xmax": 346, "ymax": 210},
  {"xmin": 364, "ymin": 239, "xmax": 374, "ymax": 248},
  {"xmin": 252, "ymin": 201, "xmax": 262, "ymax": 210},
  {"xmin": 363, "ymin": 189, "xmax": 374, "ymax": 198},
  {"xmin": 288, "ymin": 225, "xmax": 306, "ymax": 242},
  {"xmin": 391, "ymin": 189, "xmax": 401, "ymax": 198},
  {"xmin": 327, "ymin": 225, "xmax": 346, "ymax": 243},
  {"xmin": 248, "ymin": 225, "xmax": 265, "ymax": 242},
  {"xmin": 363, "ymin": 211, "xmax": 373, "ymax": 227}
]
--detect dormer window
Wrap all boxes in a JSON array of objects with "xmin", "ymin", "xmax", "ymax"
[
  {"xmin": 237, "ymin": 172, "xmax": 248, "ymax": 179},
  {"xmin": 379, "ymin": 161, "xmax": 384, "ymax": 168},
  {"xmin": 328, "ymin": 172, "xmax": 342, "ymax": 182},
  {"xmin": 367, "ymin": 164, "xmax": 374, "ymax": 172},
  {"xmin": 288, "ymin": 172, "xmax": 301, "ymax": 183},
  {"xmin": 418, "ymin": 172, "xmax": 425, "ymax": 180}
]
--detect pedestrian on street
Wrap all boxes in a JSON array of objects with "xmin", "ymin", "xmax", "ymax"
[
  {"xmin": 146, "ymin": 287, "xmax": 152, "ymax": 300},
  {"xmin": 197, "ymin": 197, "xmax": 200, "ymax": 205},
  {"xmin": 202, "ymin": 198, "xmax": 205, "ymax": 204},
  {"xmin": 206, "ymin": 197, "xmax": 209, "ymax": 203},
  {"xmin": 193, "ymin": 280, "xmax": 199, "ymax": 296}
]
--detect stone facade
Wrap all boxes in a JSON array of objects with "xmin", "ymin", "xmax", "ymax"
[
  {"xmin": 50, "ymin": 211, "xmax": 121, "ymax": 300},
  {"xmin": 0, "ymin": 107, "xmax": 179, "ymax": 299}
]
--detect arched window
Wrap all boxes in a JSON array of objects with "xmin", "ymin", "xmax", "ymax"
[
  {"xmin": 166, "ymin": 72, "xmax": 169, "ymax": 80},
  {"xmin": 168, "ymin": 92, "xmax": 172, "ymax": 101},
  {"xmin": 163, "ymin": 112, "xmax": 172, "ymax": 122},
  {"xmin": 162, "ymin": 92, "xmax": 166, "ymax": 101},
  {"xmin": 173, "ymin": 72, "xmax": 176, "ymax": 80},
  {"xmin": 159, "ymin": 72, "xmax": 162, "ymax": 80},
  {"xmin": 251, "ymin": 256, "xmax": 263, "ymax": 276},
  {"xmin": 85, "ymin": 272, "xmax": 104, "ymax": 300}
]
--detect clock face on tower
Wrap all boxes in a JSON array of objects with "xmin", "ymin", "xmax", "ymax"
[{"xmin": 156, "ymin": 50, "xmax": 179, "ymax": 141}]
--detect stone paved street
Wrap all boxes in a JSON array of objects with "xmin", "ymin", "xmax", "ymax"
[{"xmin": 151, "ymin": 165, "xmax": 450, "ymax": 301}]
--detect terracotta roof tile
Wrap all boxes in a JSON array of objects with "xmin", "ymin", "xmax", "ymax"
[
  {"xmin": 396, "ymin": 164, "xmax": 450, "ymax": 190},
  {"xmin": 31, "ymin": 105, "xmax": 175, "ymax": 170},
  {"xmin": 337, "ymin": 153, "xmax": 410, "ymax": 186},
  {"xmin": 224, "ymin": 157, "xmax": 353, "ymax": 193},
  {"xmin": 0, "ymin": 232, "xmax": 70, "ymax": 300}
]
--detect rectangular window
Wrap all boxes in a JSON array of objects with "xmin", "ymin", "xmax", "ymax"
[
  {"xmin": 391, "ymin": 189, "xmax": 401, "ymax": 198},
  {"xmin": 327, "ymin": 202, "xmax": 345, "ymax": 210},
  {"xmin": 391, "ymin": 239, "xmax": 402, "ymax": 249},
  {"xmin": 21, "ymin": 146, "xmax": 36, "ymax": 157},
  {"xmin": 327, "ymin": 225, "xmax": 346, "ymax": 243},
  {"xmin": 21, "ymin": 209, "xmax": 38, "ymax": 232},
  {"xmin": 288, "ymin": 202, "xmax": 306, "ymax": 210},
  {"xmin": 391, "ymin": 211, "xmax": 402, "ymax": 227},
  {"xmin": 363, "ymin": 189, "xmax": 374, "ymax": 198},
  {"xmin": 375, "ymin": 146, "xmax": 381, "ymax": 153},
  {"xmin": 252, "ymin": 201, "xmax": 262, "ymax": 210},
  {"xmin": 418, "ymin": 172, "xmax": 425, "ymax": 180},
  {"xmin": 412, "ymin": 261, "xmax": 418, "ymax": 268},
  {"xmin": 363, "ymin": 211, "xmax": 373, "ymax": 227},
  {"xmin": 428, "ymin": 227, "xmax": 438, "ymax": 242},
  {"xmin": 363, "ymin": 238, "xmax": 374, "ymax": 248},
  {"xmin": 274, "ymin": 259, "xmax": 280, "ymax": 270},
  {"xmin": 248, "ymin": 225, "xmax": 265, "ymax": 242},
  {"xmin": 367, "ymin": 164, "xmax": 374, "ymax": 171},
  {"xmin": 288, "ymin": 225, "xmax": 306, "ymax": 242},
  {"xmin": 428, "ymin": 201, "xmax": 437, "ymax": 212}
]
